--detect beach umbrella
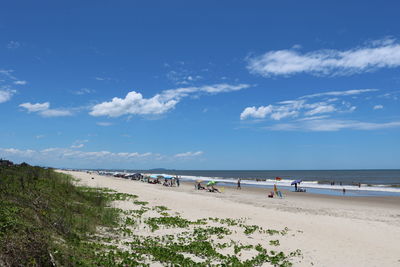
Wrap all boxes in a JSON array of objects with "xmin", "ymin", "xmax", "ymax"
[
  {"xmin": 207, "ymin": 181, "xmax": 217, "ymax": 186},
  {"xmin": 291, "ymin": 179, "xmax": 302, "ymax": 185},
  {"xmin": 275, "ymin": 177, "xmax": 282, "ymax": 181},
  {"xmin": 150, "ymin": 174, "xmax": 159, "ymax": 179},
  {"xmin": 163, "ymin": 175, "xmax": 173, "ymax": 179}
]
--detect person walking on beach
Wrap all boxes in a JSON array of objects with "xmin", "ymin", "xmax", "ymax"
[
  {"xmin": 237, "ymin": 178, "xmax": 241, "ymax": 190},
  {"xmin": 176, "ymin": 176, "xmax": 180, "ymax": 187}
]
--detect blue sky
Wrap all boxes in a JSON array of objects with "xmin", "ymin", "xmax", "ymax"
[{"xmin": 1, "ymin": 0, "xmax": 400, "ymax": 169}]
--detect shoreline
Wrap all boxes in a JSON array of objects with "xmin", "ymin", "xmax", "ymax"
[
  {"xmin": 92, "ymin": 170, "xmax": 400, "ymax": 196},
  {"xmin": 61, "ymin": 170, "xmax": 400, "ymax": 266}
]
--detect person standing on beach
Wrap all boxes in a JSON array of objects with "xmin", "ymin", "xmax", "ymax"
[
  {"xmin": 237, "ymin": 178, "xmax": 241, "ymax": 190},
  {"xmin": 176, "ymin": 176, "xmax": 180, "ymax": 187}
]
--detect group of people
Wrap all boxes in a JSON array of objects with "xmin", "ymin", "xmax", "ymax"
[
  {"xmin": 162, "ymin": 177, "xmax": 180, "ymax": 187},
  {"xmin": 146, "ymin": 176, "xmax": 180, "ymax": 187}
]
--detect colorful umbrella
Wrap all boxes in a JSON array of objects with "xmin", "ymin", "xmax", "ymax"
[
  {"xmin": 291, "ymin": 179, "xmax": 302, "ymax": 185},
  {"xmin": 207, "ymin": 181, "xmax": 217, "ymax": 186}
]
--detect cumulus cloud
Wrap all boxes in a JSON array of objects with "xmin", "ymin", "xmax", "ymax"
[
  {"xmin": 0, "ymin": 89, "xmax": 16, "ymax": 103},
  {"xmin": 240, "ymin": 106, "xmax": 273, "ymax": 120},
  {"xmin": 19, "ymin": 102, "xmax": 72, "ymax": 117},
  {"xmin": 240, "ymin": 89, "xmax": 374, "ymax": 121},
  {"xmin": 247, "ymin": 38, "xmax": 400, "ymax": 77},
  {"xmin": 90, "ymin": 83, "xmax": 250, "ymax": 118},
  {"xmin": 174, "ymin": 151, "xmax": 203, "ymax": 158},
  {"xmin": 373, "ymin": 104, "xmax": 384, "ymax": 110},
  {"xmin": 20, "ymin": 102, "xmax": 49, "ymax": 112},
  {"xmin": 240, "ymin": 100, "xmax": 336, "ymax": 121},
  {"xmin": 90, "ymin": 91, "xmax": 178, "ymax": 117}
]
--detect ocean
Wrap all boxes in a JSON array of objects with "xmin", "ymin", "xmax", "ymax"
[
  {"xmin": 128, "ymin": 169, "xmax": 400, "ymax": 186},
  {"xmin": 115, "ymin": 169, "xmax": 400, "ymax": 197}
]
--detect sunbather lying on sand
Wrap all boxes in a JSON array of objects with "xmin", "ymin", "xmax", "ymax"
[
  {"xmin": 208, "ymin": 186, "xmax": 220, "ymax": 193},
  {"xmin": 197, "ymin": 183, "xmax": 206, "ymax": 190}
]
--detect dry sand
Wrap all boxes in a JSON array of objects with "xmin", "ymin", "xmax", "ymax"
[{"xmin": 60, "ymin": 170, "xmax": 400, "ymax": 266}]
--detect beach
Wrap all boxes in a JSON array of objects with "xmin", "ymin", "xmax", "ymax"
[{"xmin": 61, "ymin": 170, "xmax": 400, "ymax": 266}]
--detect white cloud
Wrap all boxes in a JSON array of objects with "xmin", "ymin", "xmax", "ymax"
[
  {"xmin": 266, "ymin": 119, "xmax": 400, "ymax": 132},
  {"xmin": 240, "ymin": 88, "xmax": 376, "ymax": 121},
  {"xmin": 166, "ymin": 69, "xmax": 203, "ymax": 85},
  {"xmin": 0, "ymin": 69, "xmax": 16, "ymax": 80},
  {"xmin": 247, "ymin": 38, "xmax": 400, "ymax": 77},
  {"xmin": 74, "ymin": 88, "xmax": 94, "ymax": 95},
  {"xmin": 94, "ymin": 76, "xmax": 113, "ymax": 81},
  {"xmin": 270, "ymin": 109, "xmax": 299, "ymax": 120},
  {"xmin": 0, "ymin": 70, "xmax": 24, "ymax": 103},
  {"xmin": 40, "ymin": 109, "xmax": 72, "ymax": 117},
  {"xmin": 240, "ymin": 105, "xmax": 273, "ymax": 120},
  {"xmin": 90, "ymin": 83, "xmax": 250, "ymax": 118},
  {"xmin": 14, "ymin": 80, "xmax": 27, "ymax": 85},
  {"xmin": 378, "ymin": 91, "xmax": 399, "ymax": 101},
  {"xmin": 0, "ymin": 147, "xmax": 153, "ymax": 161},
  {"xmin": 0, "ymin": 89, "xmax": 16, "ymax": 103},
  {"xmin": 71, "ymin": 139, "xmax": 89, "ymax": 149},
  {"xmin": 19, "ymin": 102, "xmax": 72, "ymax": 117},
  {"xmin": 20, "ymin": 102, "xmax": 49, "ymax": 112},
  {"xmin": 90, "ymin": 91, "xmax": 178, "ymax": 117},
  {"xmin": 96, "ymin": 122, "xmax": 113, "ymax": 126},
  {"xmin": 300, "ymin": 89, "xmax": 378, "ymax": 99},
  {"xmin": 296, "ymin": 115, "xmax": 330, "ymax": 121},
  {"xmin": 174, "ymin": 151, "xmax": 203, "ymax": 158},
  {"xmin": 0, "ymin": 147, "xmax": 203, "ymax": 166},
  {"xmin": 71, "ymin": 144, "xmax": 84, "ymax": 149},
  {"xmin": 7, "ymin": 41, "xmax": 20, "ymax": 49},
  {"xmin": 240, "ymin": 88, "xmax": 395, "ymax": 131},
  {"xmin": 304, "ymin": 103, "xmax": 336, "ymax": 116}
]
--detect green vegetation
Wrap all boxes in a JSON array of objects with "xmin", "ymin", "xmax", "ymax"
[
  {"xmin": 0, "ymin": 162, "xmax": 302, "ymax": 266},
  {"xmin": 0, "ymin": 163, "xmax": 120, "ymax": 266}
]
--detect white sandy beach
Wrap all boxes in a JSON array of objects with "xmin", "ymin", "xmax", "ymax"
[{"xmin": 60, "ymin": 170, "xmax": 400, "ymax": 266}]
